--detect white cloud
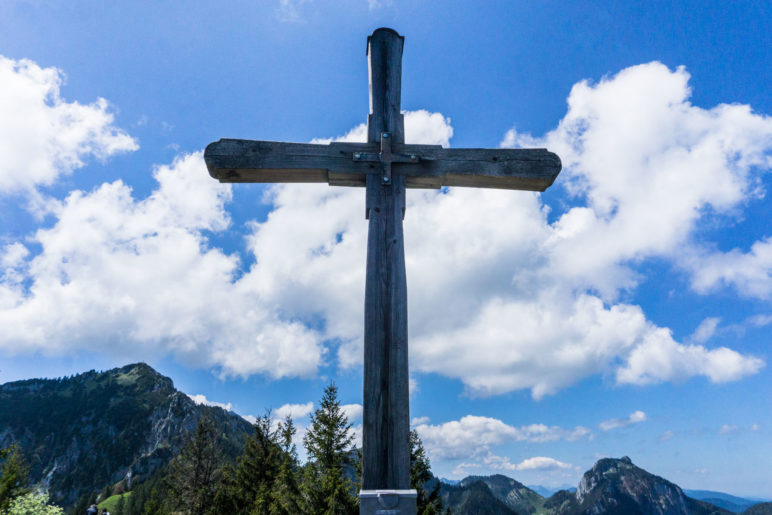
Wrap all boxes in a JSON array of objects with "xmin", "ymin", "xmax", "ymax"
[
  {"xmin": 411, "ymin": 416, "xmax": 430, "ymax": 426},
  {"xmin": 686, "ymin": 238, "xmax": 772, "ymax": 299},
  {"xmin": 454, "ymin": 454, "xmax": 573, "ymax": 476},
  {"xmin": 599, "ymin": 410, "xmax": 647, "ymax": 431},
  {"xmin": 0, "ymin": 55, "xmax": 137, "ymax": 194},
  {"xmin": 238, "ymin": 64, "xmax": 765, "ymax": 398},
  {"xmin": 341, "ymin": 403, "xmax": 363, "ymax": 422},
  {"xmin": 688, "ymin": 318, "xmax": 721, "ymax": 344},
  {"xmin": 0, "ymin": 152, "xmax": 323, "ymax": 379},
  {"xmin": 616, "ymin": 334, "xmax": 762, "ymax": 385},
  {"xmin": 1, "ymin": 60, "xmax": 767, "ymax": 399},
  {"xmin": 749, "ymin": 314, "xmax": 772, "ymax": 327},
  {"xmin": 275, "ymin": 402, "xmax": 314, "ymax": 420},
  {"xmin": 510, "ymin": 62, "xmax": 772, "ymax": 300},
  {"xmin": 310, "ymin": 110, "xmax": 453, "ymax": 147},
  {"xmin": 187, "ymin": 393, "xmax": 232, "ymax": 412},
  {"xmin": 751, "ymin": 423, "xmax": 760, "ymax": 431},
  {"xmin": 511, "ymin": 456, "xmax": 574, "ymax": 471},
  {"xmin": 414, "ymin": 415, "xmax": 590, "ymax": 461}
]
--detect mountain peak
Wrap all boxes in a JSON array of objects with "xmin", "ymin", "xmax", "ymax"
[
  {"xmin": 575, "ymin": 456, "xmax": 730, "ymax": 515},
  {"xmin": 0, "ymin": 362, "xmax": 253, "ymax": 506}
]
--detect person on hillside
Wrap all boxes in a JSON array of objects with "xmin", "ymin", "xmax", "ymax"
[
  {"xmin": 86, "ymin": 505, "xmax": 98, "ymax": 515},
  {"xmin": 101, "ymin": 508, "xmax": 110, "ymax": 515}
]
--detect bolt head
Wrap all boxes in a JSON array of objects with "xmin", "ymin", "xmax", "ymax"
[
  {"xmin": 354, "ymin": 153, "xmax": 361, "ymax": 159},
  {"xmin": 383, "ymin": 176, "xmax": 390, "ymax": 182},
  {"xmin": 383, "ymin": 133, "xmax": 390, "ymax": 138}
]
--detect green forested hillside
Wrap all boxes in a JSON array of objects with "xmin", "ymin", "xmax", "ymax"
[{"xmin": 0, "ymin": 363, "xmax": 253, "ymax": 506}]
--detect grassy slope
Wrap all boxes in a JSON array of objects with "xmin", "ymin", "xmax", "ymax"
[{"xmin": 98, "ymin": 492, "xmax": 132, "ymax": 511}]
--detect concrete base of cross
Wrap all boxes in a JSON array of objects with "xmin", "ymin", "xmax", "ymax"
[{"xmin": 359, "ymin": 489, "xmax": 417, "ymax": 514}]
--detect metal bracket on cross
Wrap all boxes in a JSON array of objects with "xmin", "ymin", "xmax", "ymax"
[{"xmin": 353, "ymin": 132, "xmax": 420, "ymax": 184}]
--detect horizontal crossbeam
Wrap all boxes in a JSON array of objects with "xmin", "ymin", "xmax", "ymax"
[{"xmin": 205, "ymin": 138, "xmax": 561, "ymax": 191}]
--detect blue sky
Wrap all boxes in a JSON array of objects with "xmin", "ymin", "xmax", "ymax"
[{"xmin": 1, "ymin": 0, "xmax": 771, "ymax": 498}]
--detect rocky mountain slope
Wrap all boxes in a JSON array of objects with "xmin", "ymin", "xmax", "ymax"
[
  {"xmin": 564, "ymin": 456, "xmax": 731, "ymax": 514},
  {"xmin": 442, "ymin": 457, "xmax": 759, "ymax": 514},
  {"xmin": 0, "ymin": 363, "xmax": 253, "ymax": 506}
]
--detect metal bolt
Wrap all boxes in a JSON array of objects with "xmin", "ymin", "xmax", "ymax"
[
  {"xmin": 410, "ymin": 154, "xmax": 417, "ymax": 160},
  {"xmin": 383, "ymin": 133, "xmax": 390, "ymax": 138},
  {"xmin": 383, "ymin": 176, "xmax": 390, "ymax": 182},
  {"xmin": 354, "ymin": 153, "xmax": 361, "ymax": 159}
]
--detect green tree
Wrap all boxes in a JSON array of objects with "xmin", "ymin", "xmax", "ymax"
[
  {"xmin": 0, "ymin": 444, "xmax": 29, "ymax": 513},
  {"xmin": 166, "ymin": 416, "xmax": 220, "ymax": 515},
  {"xmin": 6, "ymin": 491, "xmax": 64, "ymax": 515},
  {"xmin": 302, "ymin": 383, "xmax": 357, "ymax": 515},
  {"xmin": 142, "ymin": 487, "xmax": 165, "ymax": 515},
  {"xmin": 410, "ymin": 430, "xmax": 443, "ymax": 515},
  {"xmin": 269, "ymin": 415, "xmax": 302, "ymax": 515},
  {"xmin": 213, "ymin": 413, "xmax": 281, "ymax": 514}
]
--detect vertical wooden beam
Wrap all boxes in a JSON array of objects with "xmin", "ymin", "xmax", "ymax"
[{"xmin": 362, "ymin": 27, "xmax": 411, "ymax": 494}]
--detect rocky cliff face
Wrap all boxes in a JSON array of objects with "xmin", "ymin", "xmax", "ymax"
[
  {"xmin": 0, "ymin": 363, "xmax": 253, "ymax": 506},
  {"xmin": 567, "ymin": 456, "xmax": 731, "ymax": 515}
]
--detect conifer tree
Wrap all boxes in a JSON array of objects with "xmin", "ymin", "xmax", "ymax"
[
  {"xmin": 302, "ymin": 383, "xmax": 357, "ymax": 515},
  {"xmin": 213, "ymin": 412, "xmax": 281, "ymax": 514},
  {"xmin": 269, "ymin": 415, "xmax": 302, "ymax": 515},
  {"xmin": 166, "ymin": 416, "xmax": 220, "ymax": 515},
  {"xmin": 0, "ymin": 444, "xmax": 30, "ymax": 513},
  {"xmin": 410, "ymin": 430, "xmax": 444, "ymax": 515}
]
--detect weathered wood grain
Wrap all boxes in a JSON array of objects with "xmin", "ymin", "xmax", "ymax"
[
  {"xmin": 362, "ymin": 27, "xmax": 411, "ymax": 493},
  {"xmin": 204, "ymin": 139, "xmax": 561, "ymax": 191}
]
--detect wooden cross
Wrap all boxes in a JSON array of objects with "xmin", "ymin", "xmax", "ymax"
[{"xmin": 204, "ymin": 28, "xmax": 561, "ymax": 513}]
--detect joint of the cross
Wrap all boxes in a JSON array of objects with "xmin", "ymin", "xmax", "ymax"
[{"xmin": 381, "ymin": 132, "xmax": 392, "ymax": 184}]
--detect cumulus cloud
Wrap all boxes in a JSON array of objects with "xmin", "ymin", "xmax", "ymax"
[
  {"xmin": 310, "ymin": 110, "xmax": 453, "ymax": 147},
  {"xmin": 599, "ymin": 410, "xmax": 647, "ymax": 431},
  {"xmin": 1, "ymin": 60, "xmax": 767, "ymax": 399},
  {"xmin": 187, "ymin": 393, "xmax": 233, "ymax": 412},
  {"xmin": 0, "ymin": 152, "xmax": 323, "ymax": 378},
  {"xmin": 341, "ymin": 403, "xmax": 363, "ymax": 421},
  {"xmin": 686, "ymin": 238, "xmax": 772, "ymax": 300},
  {"xmin": 0, "ymin": 55, "xmax": 137, "ymax": 194},
  {"xmin": 275, "ymin": 402, "xmax": 314, "ymax": 419},
  {"xmin": 527, "ymin": 62, "xmax": 772, "ymax": 300},
  {"xmin": 414, "ymin": 415, "xmax": 590, "ymax": 461},
  {"xmin": 453, "ymin": 454, "xmax": 574, "ymax": 476},
  {"xmin": 511, "ymin": 456, "xmax": 574, "ymax": 471},
  {"xmin": 237, "ymin": 63, "xmax": 765, "ymax": 398}
]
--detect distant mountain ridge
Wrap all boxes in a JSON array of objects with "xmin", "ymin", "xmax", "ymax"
[
  {"xmin": 685, "ymin": 491, "xmax": 770, "ymax": 514},
  {"xmin": 0, "ymin": 363, "xmax": 253, "ymax": 506},
  {"xmin": 441, "ymin": 457, "xmax": 765, "ymax": 514}
]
